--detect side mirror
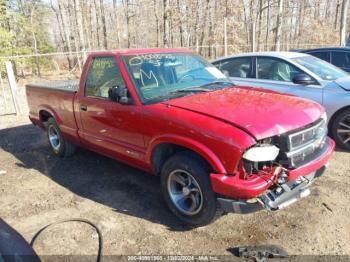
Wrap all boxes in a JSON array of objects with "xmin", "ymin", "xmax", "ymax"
[
  {"xmin": 108, "ymin": 85, "xmax": 132, "ymax": 104},
  {"xmin": 292, "ymin": 73, "xmax": 315, "ymax": 85}
]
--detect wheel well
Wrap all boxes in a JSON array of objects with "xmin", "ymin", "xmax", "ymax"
[
  {"xmin": 39, "ymin": 110, "xmax": 53, "ymax": 123},
  {"xmin": 151, "ymin": 143, "xmax": 212, "ymax": 175},
  {"xmin": 328, "ymin": 106, "xmax": 350, "ymax": 130}
]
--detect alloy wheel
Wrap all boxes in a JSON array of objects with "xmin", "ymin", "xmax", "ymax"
[
  {"xmin": 167, "ymin": 169, "xmax": 203, "ymax": 215},
  {"xmin": 48, "ymin": 125, "xmax": 61, "ymax": 152},
  {"xmin": 336, "ymin": 113, "xmax": 350, "ymax": 147}
]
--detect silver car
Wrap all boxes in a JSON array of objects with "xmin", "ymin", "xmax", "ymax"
[{"xmin": 212, "ymin": 52, "xmax": 350, "ymax": 150}]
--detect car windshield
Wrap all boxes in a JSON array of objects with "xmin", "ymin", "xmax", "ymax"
[
  {"xmin": 122, "ymin": 53, "xmax": 232, "ymax": 103},
  {"xmin": 292, "ymin": 55, "xmax": 348, "ymax": 80}
]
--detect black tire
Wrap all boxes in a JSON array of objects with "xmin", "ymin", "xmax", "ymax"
[
  {"xmin": 46, "ymin": 117, "xmax": 76, "ymax": 157},
  {"xmin": 160, "ymin": 151, "xmax": 222, "ymax": 227},
  {"xmin": 330, "ymin": 108, "xmax": 350, "ymax": 151}
]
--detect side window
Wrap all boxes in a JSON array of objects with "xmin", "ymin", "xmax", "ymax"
[
  {"xmin": 256, "ymin": 57, "xmax": 303, "ymax": 82},
  {"xmin": 218, "ymin": 57, "xmax": 252, "ymax": 78},
  {"xmin": 85, "ymin": 56, "xmax": 126, "ymax": 98},
  {"xmin": 309, "ymin": 51, "xmax": 330, "ymax": 62},
  {"xmin": 332, "ymin": 52, "xmax": 350, "ymax": 69}
]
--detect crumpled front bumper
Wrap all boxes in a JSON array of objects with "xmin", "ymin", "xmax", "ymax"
[
  {"xmin": 211, "ymin": 138, "xmax": 335, "ymax": 214},
  {"xmin": 217, "ymin": 164, "xmax": 328, "ymax": 214}
]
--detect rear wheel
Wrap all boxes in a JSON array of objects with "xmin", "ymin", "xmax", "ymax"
[
  {"xmin": 331, "ymin": 109, "xmax": 350, "ymax": 151},
  {"xmin": 160, "ymin": 152, "xmax": 222, "ymax": 227},
  {"xmin": 46, "ymin": 117, "xmax": 76, "ymax": 157}
]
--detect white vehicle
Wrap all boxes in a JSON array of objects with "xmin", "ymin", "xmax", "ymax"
[{"xmin": 212, "ymin": 52, "xmax": 350, "ymax": 150}]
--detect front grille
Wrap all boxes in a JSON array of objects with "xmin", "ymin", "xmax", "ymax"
[{"xmin": 284, "ymin": 118, "xmax": 327, "ymax": 168}]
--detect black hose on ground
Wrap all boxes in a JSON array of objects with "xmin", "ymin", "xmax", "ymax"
[{"xmin": 30, "ymin": 218, "xmax": 103, "ymax": 262}]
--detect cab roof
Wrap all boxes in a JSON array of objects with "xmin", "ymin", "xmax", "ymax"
[{"xmin": 89, "ymin": 48, "xmax": 193, "ymax": 57}]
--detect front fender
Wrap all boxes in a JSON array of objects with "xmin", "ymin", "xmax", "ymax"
[{"xmin": 146, "ymin": 134, "xmax": 227, "ymax": 174}]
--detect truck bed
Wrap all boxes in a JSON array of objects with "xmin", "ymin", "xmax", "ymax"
[
  {"xmin": 25, "ymin": 79, "xmax": 79, "ymax": 92},
  {"xmin": 26, "ymin": 80, "xmax": 80, "ymax": 144}
]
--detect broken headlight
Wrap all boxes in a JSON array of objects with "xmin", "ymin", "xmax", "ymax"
[{"xmin": 243, "ymin": 144, "xmax": 280, "ymax": 162}]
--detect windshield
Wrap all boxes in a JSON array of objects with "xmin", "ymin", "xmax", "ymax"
[
  {"xmin": 292, "ymin": 55, "xmax": 348, "ymax": 80},
  {"xmin": 122, "ymin": 53, "xmax": 231, "ymax": 103}
]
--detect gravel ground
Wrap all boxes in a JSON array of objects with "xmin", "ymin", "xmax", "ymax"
[{"xmin": 0, "ymin": 116, "xmax": 350, "ymax": 260}]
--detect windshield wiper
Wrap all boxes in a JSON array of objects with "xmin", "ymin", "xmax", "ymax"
[
  {"xmin": 165, "ymin": 80, "xmax": 233, "ymax": 98},
  {"xmin": 168, "ymin": 87, "xmax": 210, "ymax": 94},
  {"xmin": 199, "ymin": 80, "xmax": 233, "ymax": 88}
]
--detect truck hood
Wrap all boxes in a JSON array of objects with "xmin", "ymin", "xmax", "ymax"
[
  {"xmin": 163, "ymin": 86, "xmax": 324, "ymax": 140},
  {"xmin": 334, "ymin": 75, "xmax": 350, "ymax": 91}
]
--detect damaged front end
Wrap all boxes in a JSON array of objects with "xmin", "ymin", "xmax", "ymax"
[{"xmin": 212, "ymin": 116, "xmax": 335, "ymax": 214}]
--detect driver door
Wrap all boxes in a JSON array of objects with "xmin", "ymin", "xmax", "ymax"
[{"xmin": 79, "ymin": 56, "xmax": 145, "ymax": 162}]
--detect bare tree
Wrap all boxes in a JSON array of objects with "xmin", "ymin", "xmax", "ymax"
[
  {"xmin": 29, "ymin": 1, "xmax": 41, "ymax": 76},
  {"xmin": 340, "ymin": 0, "xmax": 349, "ymax": 46},
  {"xmin": 122, "ymin": 0, "xmax": 131, "ymax": 48},
  {"xmin": 163, "ymin": 0, "xmax": 169, "ymax": 47},
  {"xmin": 335, "ymin": 0, "xmax": 341, "ymax": 29},
  {"xmin": 274, "ymin": 0, "xmax": 284, "ymax": 51},
  {"xmin": 99, "ymin": 0, "xmax": 108, "ymax": 49},
  {"xmin": 93, "ymin": 0, "xmax": 101, "ymax": 48},
  {"xmin": 39, "ymin": 0, "xmax": 346, "ymax": 60},
  {"xmin": 74, "ymin": 0, "xmax": 86, "ymax": 52}
]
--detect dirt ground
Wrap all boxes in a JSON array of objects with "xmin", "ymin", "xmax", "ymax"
[{"xmin": 1, "ymin": 115, "xmax": 350, "ymax": 260}]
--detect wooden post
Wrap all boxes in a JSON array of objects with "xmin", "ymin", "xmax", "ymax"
[
  {"xmin": 5, "ymin": 61, "xmax": 20, "ymax": 115},
  {"xmin": 0, "ymin": 73, "xmax": 8, "ymax": 114}
]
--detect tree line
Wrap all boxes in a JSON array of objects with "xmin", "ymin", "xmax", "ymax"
[{"xmin": 0, "ymin": 0, "xmax": 350, "ymax": 75}]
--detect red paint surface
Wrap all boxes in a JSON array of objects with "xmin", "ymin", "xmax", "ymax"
[{"xmin": 26, "ymin": 48, "xmax": 335, "ymax": 200}]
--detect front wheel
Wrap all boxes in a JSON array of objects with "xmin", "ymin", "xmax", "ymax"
[
  {"xmin": 330, "ymin": 109, "xmax": 350, "ymax": 151},
  {"xmin": 46, "ymin": 117, "xmax": 76, "ymax": 157},
  {"xmin": 160, "ymin": 152, "xmax": 222, "ymax": 227}
]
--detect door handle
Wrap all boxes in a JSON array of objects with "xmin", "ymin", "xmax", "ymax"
[{"xmin": 80, "ymin": 104, "xmax": 87, "ymax": 111}]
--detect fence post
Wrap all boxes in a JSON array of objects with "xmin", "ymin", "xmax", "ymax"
[
  {"xmin": 0, "ymin": 73, "xmax": 8, "ymax": 114},
  {"xmin": 5, "ymin": 61, "xmax": 20, "ymax": 115},
  {"xmin": 83, "ymin": 50, "xmax": 87, "ymax": 63}
]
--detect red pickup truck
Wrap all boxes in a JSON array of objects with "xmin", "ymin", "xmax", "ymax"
[{"xmin": 26, "ymin": 48, "xmax": 335, "ymax": 226}]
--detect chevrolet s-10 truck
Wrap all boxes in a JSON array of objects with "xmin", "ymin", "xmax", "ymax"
[{"xmin": 26, "ymin": 48, "xmax": 335, "ymax": 226}]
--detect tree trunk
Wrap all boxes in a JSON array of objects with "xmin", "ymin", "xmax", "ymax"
[
  {"xmin": 340, "ymin": 0, "xmax": 349, "ymax": 46},
  {"xmin": 163, "ymin": 0, "xmax": 169, "ymax": 47},
  {"xmin": 153, "ymin": 0, "xmax": 160, "ymax": 47},
  {"xmin": 265, "ymin": 0, "xmax": 270, "ymax": 50},
  {"xmin": 123, "ymin": 0, "xmax": 130, "ymax": 48},
  {"xmin": 51, "ymin": 1, "xmax": 66, "ymax": 51},
  {"xmin": 58, "ymin": 0, "xmax": 73, "ymax": 68},
  {"xmin": 93, "ymin": 0, "xmax": 101, "ymax": 48},
  {"xmin": 274, "ymin": 0, "xmax": 284, "ymax": 51},
  {"xmin": 99, "ymin": 0, "xmax": 108, "ymax": 49},
  {"xmin": 294, "ymin": 0, "xmax": 302, "ymax": 47},
  {"xmin": 30, "ymin": 5, "xmax": 41, "ymax": 77},
  {"xmin": 198, "ymin": 0, "xmax": 210, "ymax": 55},
  {"xmin": 112, "ymin": 0, "xmax": 120, "ymax": 48},
  {"xmin": 68, "ymin": 0, "xmax": 82, "ymax": 70},
  {"xmin": 82, "ymin": 2, "xmax": 91, "ymax": 50},
  {"xmin": 335, "ymin": 0, "xmax": 341, "ymax": 30},
  {"xmin": 74, "ymin": 0, "xmax": 86, "ymax": 52},
  {"xmin": 176, "ymin": 0, "xmax": 184, "ymax": 47},
  {"xmin": 251, "ymin": 21, "xmax": 256, "ymax": 52},
  {"xmin": 256, "ymin": 0, "xmax": 263, "ymax": 51},
  {"xmin": 89, "ymin": 3, "xmax": 95, "ymax": 49}
]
